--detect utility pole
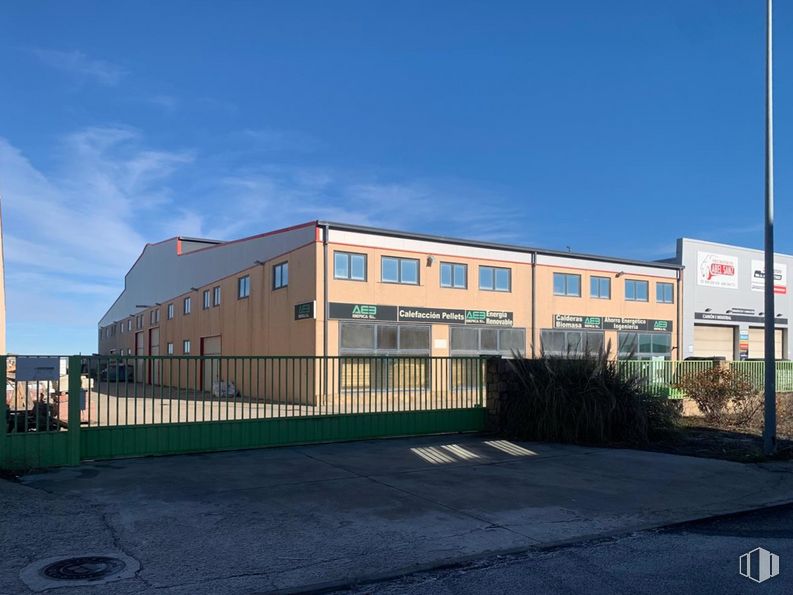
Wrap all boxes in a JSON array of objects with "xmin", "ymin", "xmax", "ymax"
[{"xmin": 763, "ymin": 0, "xmax": 777, "ymax": 456}]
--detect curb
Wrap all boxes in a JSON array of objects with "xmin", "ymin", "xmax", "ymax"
[{"xmin": 269, "ymin": 498, "xmax": 793, "ymax": 594}]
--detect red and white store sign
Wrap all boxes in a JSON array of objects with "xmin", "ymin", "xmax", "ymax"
[
  {"xmin": 697, "ymin": 252, "xmax": 738, "ymax": 289},
  {"xmin": 751, "ymin": 259, "xmax": 788, "ymax": 294}
]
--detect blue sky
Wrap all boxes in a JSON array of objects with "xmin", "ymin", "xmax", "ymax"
[{"xmin": 1, "ymin": 1, "xmax": 791, "ymax": 354}]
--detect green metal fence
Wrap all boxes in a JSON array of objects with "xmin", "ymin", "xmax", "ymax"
[{"xmin": 2, "ymin": 355, "xmax": 487, "ymax": 470}]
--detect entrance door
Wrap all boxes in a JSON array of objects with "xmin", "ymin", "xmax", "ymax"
[
  {"xmin": 693, "ymin": 325, "xmax": 734, "ymax": 359},
  {"xmin": 201, "ymin": 336, "xmax": 222, "ymax": 393},
  {"xmin": 149, "ymin": 327, "xmax": 160, "ymax": 384},
  {"xmin": 748, "ymin": 328, "xmax": 784, "ymax": 359},
  {"xmin": 135, "ymin": 331, "xmax": 145, "ymax": 382}
]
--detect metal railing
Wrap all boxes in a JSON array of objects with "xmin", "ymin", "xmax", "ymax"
[{"xmin": 80, "ymin": 355, "xmax": 486, "ymax": 428}]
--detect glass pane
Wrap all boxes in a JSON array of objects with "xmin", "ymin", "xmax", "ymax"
[
  {"xmin": 638, "ymin": 333, "xmax": 652, "ymax": 354},
  {"xmin": 618, "ymin": 332, "xmax": 637, "ymax": 356},
  {"xmin": 495, "ymin": 268, "xmax": 510, "ymax": 291},
  {"xmin": 499, "ymin": 329, "xmax": 526, "ymax": 354},
  {"xmin": 566, "ymin": 332, "xmax": 583, "ymax": 354},
  {"xmin": 377, "ymin": 325, "xmax": 398, "ymax": 350},
  {"xmin": 340, "ymin": 324, "xmax": 375, "ymax": 349},
  {"xmin": 541, "ymin": 330, "xmax": 565, "ymax": 354},
  {"xmin": 590, "ymin": 277, "xmax": 599, "ymax": 297},
  {"xmin": 584, "ymin": 332, "xmax": 604, "ymax": 353},
  {"xmin": 567, "ymin": 274, "xmax": 580, "ymax": 296},
  {"xmin": 637, "ymin": 281, "xmax": 647, "ymax": 301},
  {"xmin": 554, "ymin": 273, "xmax": 565, "ymax": 295},
  {"xmin": 350, "ymin": 254, "xmax": 365, "ymax": 280},
  {"xmin": 382, "ymin": 257, "xmax": 399, "ymax": 282},
  {"xmin": 454, "ymin": 264, "xmax": 466, "ymax": 288},
  {"xmin": 399, "ymin": 326, "xmax": 429, "ymax": 350},
  {"xmin": 480, "ymin": 267, "xmax": 494, "ymax": 290},
  {"xmin": 625, "ymin": 281, "xmax": 635, "ymax": 300},
  {"xmin": 334, "ymin": 253, "xmax": 348, "ymax": 278},
  {"xmin": 652, "ymin": 334, "xmax": 672, "ymax": 354},
  {"xmin": 451, "ymin": 327, "xmax": 479, "ymax": 351},
  {"xmin": 481, "ymin": 329, "xmax": 498, "ymax": 351},
  {"xmin": 401, "ymin": 259, "xmax": 418, "ymax": 284},
  {"xmin": 440, "ymin": 263, "xmax": 452, "ymax": 287}
]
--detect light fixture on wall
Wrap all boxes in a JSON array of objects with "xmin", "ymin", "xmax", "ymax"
[
  {"xmin": 615, "ymin": 271, "xmax": 624, "ymax": 278},
  {"xmin": 759, "ymin": 312, "xmax": 764, "ymax": 316},
  {"xmin": 726, "ymin": 309, "xmax": 733, "ymax": 314},
  {"xmin": 777, "ymin": 313, "xmax": 783, "ymax": 318},
  {"xmin": 255, "ymin": 260, "xmax": 265, "ymax": 266},
  {"xmin": 135, "ymin": 304, "xmax": 152, "ymax": 308},
  {"xmin": 426, "ymin": 255, "xmax": 435, "ymax": 266},
  {"xmin": 705, "ymin": 308, "xmax": 712, "ymax": 312}
]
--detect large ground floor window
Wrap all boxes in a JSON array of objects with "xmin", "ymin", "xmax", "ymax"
[
  {"xmin": 449, "ymin": 327, "xmax": 526, "ymax": 357},
  {"xmin": 618, "ymin": 332, "xmax": 672, "ymax": 360},
  {"xmin": 540, "ymin": 330, "xmax": 604, "ymax": 357}
]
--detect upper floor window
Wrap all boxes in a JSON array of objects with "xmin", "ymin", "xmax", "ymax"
[
  {"xmin": 213, "ymin": 286, "xmax": 221, "ymax": 306},
  {"xmin": 238, "ymin": 275, "xmax": 250, "ymax": 299},
  {"xmin": 625, "ymin": 279, "xmax": 649, "ymax": 302},
  {"xmin": 273, "ymin": 262, "xmax": 288, "ymax": 289},
  {"xmin": 183, "ymin": 340, "xmax": 191, "ymax": 354},
  {"xmin": 203, "ymin": 289, "xmax": 211, "ymax": 309},
  {"xmin": 136, "ymin": 314, "xmax": 144, "ymax": 329},
  {"xmin": 334, "ymin": 252, "xmax": 367, "ymax": 281},
  {"xmin": 657, "ymin": 282, "xmax": 674, "ymax": 304},
  {"xmin": 127, "ymin": 319, "xmax": 132, "ymax": 332},
  {"xmin": 553, "ymin": 272, "xmax": 581, "ymax": 297},
  {"xmin": 440, "ymin": 262, "xmax": 467, "ymax": 289},
  {"xmin": 150, "ymin": 309, "xmax": 160, "ymax": 324},
  {"xmin": 590, "ymin": 276, "xmax": 611, "ymax": 299},
  {"xmin": 167, "ymin": 303, "xmax": 174, "ymax": 320},
  {"xmin": 479, "ymin": 266, "xmax": 511, "ymax": 292},
  {"xmin": 382, "ymin": 256, "xmax": 419, "ymax": 285},
  {"xmin": 167, "ymin": 342, "xmax": 174, "ymax": 355},
  {"xmin": 183, "ymin": 296, "xmax": 192, "ymax": 314}
]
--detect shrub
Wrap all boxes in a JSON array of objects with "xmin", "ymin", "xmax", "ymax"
[
  {"xmin": 673, "ymin": 366, "xmax": 760, "ymax": 425},
  {"xmin": 500, "ymin": 350, "xmax": 679, "ymax": 446}
]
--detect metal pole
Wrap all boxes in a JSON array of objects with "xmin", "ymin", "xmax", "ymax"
[{"xmin": 763, "ymin": 0, "xmax": 776, "ymax": 456}]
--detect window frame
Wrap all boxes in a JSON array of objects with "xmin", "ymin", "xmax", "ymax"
[
  {"xmin": 203, "ymin": 289, "xmax": 211, "ymax": 309},
  {"xmin": 590, "ymin": 276, "xmax": 611, "ymax": 299},
  {"xmin": 381, "ymin": 256, "xmax": 420, "ymax": 285},
  {"xmin": 479, "ymin": 265, "xmax": 512, "ymax": 292},
  {"xmin": 553, "ymin": 272, "xmax": 582, "ymax": 297},
  {"xmin": 625, "ymin": 279, "xmax": 649, "ymax": 302},
  {"xmin": 167, "ymin": 342, "xmax": 174, "ymax": 355},
  {"xmin": 238, "ymin": 275, "xmax": 250, "ymax": 299},
  {"xmin": 440, "ymin": 262, "xmax": 468, "ymax": 289},
  {"xmin": 334, "ymin": 251, "xmax": 367, "ymax": 281},
  {"xmin": 183, "ymin": 296, "xmax": 192, "ymax": 315},
  {"xmin": 167, "ymin": 303, "xmax": 174, "ymax": 320},
  {"xmin": 656, "ymin": 282, "xmax": 674, "ymax": 304},
  {"xmin": 182, "ymin": 339, "xmax": 191, "ymax": 354},
  {"xmin": 273, "ymin": 262, "xmax": 289, "ymax": 290}
]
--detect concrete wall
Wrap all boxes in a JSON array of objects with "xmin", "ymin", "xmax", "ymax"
[{"xmin": 677, "ymin": 238, "xmax": 793, "ymax": 359}]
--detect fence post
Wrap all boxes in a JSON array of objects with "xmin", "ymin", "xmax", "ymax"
[{"xmin": 67, "ymin": 355, "xmax": 82, "ymax": 465}]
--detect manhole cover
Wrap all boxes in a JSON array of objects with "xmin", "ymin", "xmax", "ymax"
[
  {"xmin": 20, "ymin": 553, "xmax": 140, "ymax": 592},
  {"xmin": 42, "ymin": 556, "xmax": 126, "ymax": 581}
]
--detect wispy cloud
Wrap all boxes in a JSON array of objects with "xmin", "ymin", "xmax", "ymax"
[{"xmin": 30, "ymin": 48, "xmax": 126, "ymax": 86}]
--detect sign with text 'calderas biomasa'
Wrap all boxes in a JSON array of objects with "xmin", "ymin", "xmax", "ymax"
[
  {"xmin": 329, "ymin": 303, "xmax": 513, "ymax": 327},
  {"xmin": 553, "ymin": 314, "xmax": 673, "ymax": 332}
]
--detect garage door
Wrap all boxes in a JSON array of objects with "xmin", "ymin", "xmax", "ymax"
[
  {"xmin": 693, "ymin": 325, "xmax": 734, "ymax": 359},
  {"xmin": 748, "ymin": 328, "xmax": 784, "ymax": 359}
]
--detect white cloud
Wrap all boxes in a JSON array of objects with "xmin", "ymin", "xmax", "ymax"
[{"xmin": 30, "ymin": 48, "xmax": 126, "ymax": 86}]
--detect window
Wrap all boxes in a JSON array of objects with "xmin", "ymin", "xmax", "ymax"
[
  {"xmin": 440, "ymin": 262, "xmax": 467, "ymax": 289},
  {"xmin": 618, "ymin": 332, "xmax": 672, "ymax": 360},
  {"xmin": 183, "ymin": 296, "xmax": 192, "ymax": 314},
  {"xmin": 540, "ymin": 330, "xmax": 604, "ymax": 357},
  {"xmin": 553, "ymin": 272, "xmax": 581, "ymax": 297},
  {"xmin": 382, "ymin": 256, "xmax": 419, "ymax": 285},
  {"xmin": 127, "ymin": 319, "xmax": 132, "ymax": 332},
  {"xmin": 590, "ymin": 276, "xmax": 611, "ymax": 299},
  {"xmin": 339, "ymin": 323, "xmax": 430, "ymax": 353},
  {"xmin": 167, "ymin": 303, "xmax": 174, "ymax": 320},
  {"xmin": 656, "ymin": 282, "xmax": 674, "ymax": 304},
  {"xmin": 136, "ymin": 314, "xmax": 144, "ymax": 329},
  {"xmin": 625, "ymin": 279, "xmax": 649, "ymax": 301},
  {"xmin": 238, "ymin": 275, "xmax": 250, "ymax": 299},
  {"xmin": 450, "ymin": 327, "xmax": 526, "ymax": 356},
  {"xmin": 213, "ymin": 286, "xmax": 221, "ymax": 306},
  {"xmin": 273, "ymin": 262, "xmax": 288, "ymax": 289},
  {"xmin": 334, "ymin": 252, "xmax": 367, "ymax": 281},
  {"xmin": 150, "ymin": 309, "xmax": 159, "ymax": 324},
  {"xmin": 167, "ymin": 342, "xmax": 174, "ymax": 355},
  {"xmin": 203, "ymin": 289, "xmax": 211, "ymax": 309},
  {"xmin": 479, "ymin": 266, "xmax": 511, "ymax": 292},
  {"xmin": 183, "ymin": 340, "xmax": 191, "ymax": 354},
  {"xmin": 119, "ymin": 322, "xmax": 124, "ymax": 335}
]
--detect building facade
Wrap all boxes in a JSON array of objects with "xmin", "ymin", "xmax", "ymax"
[
  {"xmin": 676, "ymin": 238, "xmax": 792, "ymax": 360},
  {"xmin": 99, "ymin": 221, "xmax": 682, "ymax": 369}
]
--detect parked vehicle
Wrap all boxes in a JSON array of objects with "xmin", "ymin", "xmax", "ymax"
[{"xmin": 99, "ymin": 362, "xmax": 134, "ymax": 382}]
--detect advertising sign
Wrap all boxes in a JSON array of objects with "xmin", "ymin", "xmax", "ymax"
[
  {"xmin": 329, "ymin": 303, "xmax": 513, "ymax": 326},
  {"xmin": 750, "ymin": 259, "xmax": 787, "ymax": 294},
  {"xmin": 294, "ymin": 301, "xmax": 316, "ymax": 320},
  {"xmin": 553, "ymin": 314, "xmax": 672, "ymax": 332},
  {"xmin": 697, "ymin": 252, "xmax": 738, "ymax": 289},
  {"xmin": 15, "ymin": 356, "xmax": 62, "ymax": 381}
]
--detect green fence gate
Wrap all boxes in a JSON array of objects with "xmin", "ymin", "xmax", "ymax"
[{"xmin": 1, "ymin": 355, "xmax": 488, "ymax": 470}]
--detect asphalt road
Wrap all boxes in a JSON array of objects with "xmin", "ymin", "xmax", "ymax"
[{"xmin": 340, "ymin": 503, "xmax": 793, "ymax": 595}]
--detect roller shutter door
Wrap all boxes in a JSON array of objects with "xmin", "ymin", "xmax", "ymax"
[
  {"xmin": 693, "ymin": 325, "xmax": 734, "ymax": 359},
  {"xmin": 748, "ymin": 328, "xmax": 783, "ymax": 359}
]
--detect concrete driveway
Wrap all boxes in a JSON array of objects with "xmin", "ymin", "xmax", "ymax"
[{"xmin": 4, "ymin": 435, "xmax": 793, "ymax": 593}]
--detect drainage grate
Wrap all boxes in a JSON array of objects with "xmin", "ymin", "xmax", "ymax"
[{"xmin": 42, "ymin": 556, "xmax": 127, "ymax": 581}]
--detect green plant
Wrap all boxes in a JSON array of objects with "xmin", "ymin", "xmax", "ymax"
[
  {"xmin": 673, "ymin": 366, "xmax": 760, "ymax": 425},
  {"xmin": 501, "ymin": 348, "xmax": 679, "ymax": 446}
]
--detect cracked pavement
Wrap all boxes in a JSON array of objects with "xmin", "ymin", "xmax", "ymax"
[{"xmin": 4, "ymin": 435, "xmax": 793, "ymax": 593}]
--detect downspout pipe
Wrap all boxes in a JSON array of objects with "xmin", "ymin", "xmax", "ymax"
[
  {"xmin": 531, "ymin": 251, "xmax": 537, "ymax": 358},
  {"xmin": 323, "ymin": 224, "xmax": 330, "ymax": 398}
]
